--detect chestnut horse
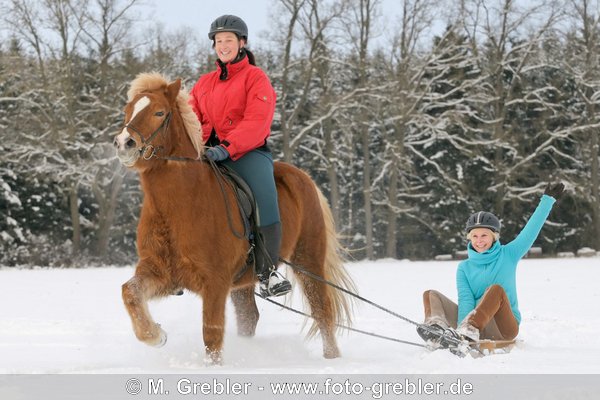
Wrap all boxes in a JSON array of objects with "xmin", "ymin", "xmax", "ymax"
[{"xmin": 114, "ymin": 73, "xmax": 354, "ymax": 363}]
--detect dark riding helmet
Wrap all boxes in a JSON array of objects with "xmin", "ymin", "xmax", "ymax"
[
  {"xmin": 466, "ymin": 211, "xmax": 501, "ymax": 233},
  {"xmin": 208, "ymin": 15, "xmax": 248, "ymax": 40}
]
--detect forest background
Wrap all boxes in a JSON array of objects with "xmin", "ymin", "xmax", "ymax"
[{"xmin": 1, "ymin": 0, "xmax": 599, "ymax": 267}]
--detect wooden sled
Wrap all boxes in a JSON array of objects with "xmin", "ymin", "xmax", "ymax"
[{"xmin": 468, "ymin": 339, "xmax": 518, "ymax": 357}]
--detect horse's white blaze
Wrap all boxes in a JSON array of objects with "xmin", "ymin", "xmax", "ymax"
[
  {"xmin": 115, "ymin": 96, "xmax": 151, "ymax": 148},
  {"xmin": 129, "ymin": 96, "xmax": 151, "ymax": 123},
  {"xmin": 115, "ymin": 128, "xmax": 130, "ymax": 148}
]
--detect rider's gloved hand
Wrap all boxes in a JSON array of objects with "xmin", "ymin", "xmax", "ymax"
[{"xmin": 205, "ymin": 145, "xmax": 230, "ymax": 162}]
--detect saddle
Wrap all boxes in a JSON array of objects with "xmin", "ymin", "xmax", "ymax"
[
  {"xmin": 217, "ymin": 164, "xmax": 255, "ymax": 239},
  {"xmin": 214, "ymin": 164, "xmax": 264, "ymax": 282}
]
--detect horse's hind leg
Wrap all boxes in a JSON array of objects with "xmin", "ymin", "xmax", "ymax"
[
  {"xmin": 122, "ymin": 268, "xmax": 170, "ymax": 347},
  {"xmin": 230, "ymin": 285, "xmax": 259, "ymax": 337},
  {"xmin": 294, "ymin": 259, "xmax": 341, "ymax": 359}
]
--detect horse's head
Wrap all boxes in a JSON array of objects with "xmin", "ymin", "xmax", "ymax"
[{"xmin": 114, "ymin": 73, "xmax": 203, "ymax": 168}]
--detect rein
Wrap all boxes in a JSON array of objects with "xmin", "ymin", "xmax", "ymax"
[
  {"xmin": 141, "ymin": 151, "xmax": 249, "ymax": 241},
  {"xmin": 205, "ymin": 159, "xmax": 248, "ymax": 240}
]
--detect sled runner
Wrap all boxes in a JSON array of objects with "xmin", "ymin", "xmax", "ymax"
[
  {"xmin": 425, "ymin": 338, "xmax": 518, "ymax": 358},
  {"xmin": 468, "ymin": 339, "xmax": 517, "ymax": 357},
  {"xmin": 417, "ymin": 324, "xmax": 518, "ymax": 357}
]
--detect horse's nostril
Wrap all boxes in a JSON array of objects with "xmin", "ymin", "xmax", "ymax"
[
  {"xmin": 126, "ymin": 138, "xmax": 136, "ymax": 148},
  {"xmin": 113, "ymin": 137, "xmax": 118, "ymax": 147}
]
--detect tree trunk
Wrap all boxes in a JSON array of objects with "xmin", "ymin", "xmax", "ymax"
[
  {"xmin": 385, "ymin": 160, "xmax": 399, "ymax": 258},
  {"xmin": 356, "ymin": 0, "xmax": 374, "ymax": 259},
  {"xmin": 94, "ymin": 170, "xmax": 124, "ymax": 258},
  {"xmin": 361, "ymin": 128, "xmax": 374, "ymax": 259},
  {"xmin": 324, "ymin": 118, "xmax": 340, "ymax": 226},
  {"xmin": 493, "ymin": 74, "xmax": 506, "ymax": 216},
  {"xmin": 591, "ymin": 130, "xmax": 600, "ymax": 250},
  {"xmin": 279, "ymin": 0, "xmax": 301, "ymax": 163},
  {"xmin": 385, "ymin": 119, "xmax": 406, "ymax": 259},
  {"xmin": 69, "ymin": 183, "xmax": 81, "ymax": 258}
]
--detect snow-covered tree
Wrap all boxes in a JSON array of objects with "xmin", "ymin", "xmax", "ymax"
[{"xmin": 559, "ymin": 0, "xmax": 600, "ymax": 251}]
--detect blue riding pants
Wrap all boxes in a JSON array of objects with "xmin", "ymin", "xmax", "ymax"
[{"xmin": 222, "ymin": 149, "xmax": 281, "ymax": 227}]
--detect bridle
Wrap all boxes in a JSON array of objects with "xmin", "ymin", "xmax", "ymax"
[{"xmin": 123, "ymin": 111, "xmax": 172, "ymax": 160}]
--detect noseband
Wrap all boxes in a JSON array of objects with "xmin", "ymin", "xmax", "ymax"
[{"xmin": 124, "ymin": 111, "xmax": 172, "ymax": 160}]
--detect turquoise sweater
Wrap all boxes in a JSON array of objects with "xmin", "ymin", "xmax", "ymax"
[{"xmin": 456, "ymin": 195, "xmax": 556, "ymax": 324}]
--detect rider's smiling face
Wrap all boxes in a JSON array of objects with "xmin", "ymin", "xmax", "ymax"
[{"xmin": 214, "ymin": 32, "xmax": 244, "ymax": 64}]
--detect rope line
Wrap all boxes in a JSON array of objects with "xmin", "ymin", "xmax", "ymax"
[
  {"xmin": 280, "ymin": 259, "xmax": 421, "ymax": 326},
  {"xmin": 276, "ymin": 258, "xmax": 464, "ymax": 348},
  {"xmin": 256, "ymin": 293, "xmax": 425, "ymax": 348}
]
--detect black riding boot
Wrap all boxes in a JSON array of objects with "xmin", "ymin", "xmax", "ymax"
[{"xmin": 255, "ymin": 222, "xmax": 291, "ymax": 297}]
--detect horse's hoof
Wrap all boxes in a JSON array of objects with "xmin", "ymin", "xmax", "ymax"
[
  {"xmin": 204, "ymin": 349, "xmax": 223, "ymax": 365},
  {"xmin": 151, "ymin": 324, "xmax": 168, "ymax": 348},
  {"xmin": 323, "ymin": 347, "xmax": 341, "ymax": 359},
  {"xmin": 237, "ymin": 325, "xmax": 257, "ymax": 337}
]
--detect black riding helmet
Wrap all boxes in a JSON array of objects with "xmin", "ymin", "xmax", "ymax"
[
  {"xmin": 208, "ymin": 15, "xmax": 248, "ymax": 40},
  {"xmin": 466, "ymin": 211, "xmax": 501, "ymax": 233}
]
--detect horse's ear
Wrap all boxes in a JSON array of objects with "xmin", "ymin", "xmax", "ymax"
[{"xmin": 166, "ymin": 79, "xmax": 181, "ymax": 103}]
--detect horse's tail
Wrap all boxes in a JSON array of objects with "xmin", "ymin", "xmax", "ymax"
[{"xmin": 306, "ymin": 186, "xmax": 356, "ymax": 338}]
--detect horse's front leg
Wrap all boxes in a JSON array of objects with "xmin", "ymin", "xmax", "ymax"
[
  {"xmin": 201, "ymin": 283, "xmax": 229, "ymax": 365},
  {"xmin": 122, "ymin": 270, "xmax": 169, "ymax": 347}
]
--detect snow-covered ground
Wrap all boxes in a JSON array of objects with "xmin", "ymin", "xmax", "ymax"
[{"xmin": 1, "ymin": 257, "xmax": 599, "ymax": 374}]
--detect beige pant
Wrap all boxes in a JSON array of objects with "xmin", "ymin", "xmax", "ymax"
[{"xmin": 422, "ymin": 284, "xmax": 519, "ymax": 340}]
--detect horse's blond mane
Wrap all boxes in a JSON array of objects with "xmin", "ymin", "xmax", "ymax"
[{"xmin": 128, "ymin": 72, "xmax": 203, "ymax": 158}]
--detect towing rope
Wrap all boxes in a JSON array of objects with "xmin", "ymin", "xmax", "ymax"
[
  {"xmin": 256, "ymin": 292, "xmax": 425, "ymax": 348},
  {"xmin": 256, "ymin": 258, "xmax": 463, "ymax": 349}
]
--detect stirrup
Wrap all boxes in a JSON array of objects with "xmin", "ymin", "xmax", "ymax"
[{"xmin": 259, "ymin": 270, "xmax": 291, "ymax": 298}]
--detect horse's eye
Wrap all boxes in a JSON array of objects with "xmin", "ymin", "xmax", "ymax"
[{"xmin": 155, "ymin": 111, "xmax": 165, "ymax": 117}]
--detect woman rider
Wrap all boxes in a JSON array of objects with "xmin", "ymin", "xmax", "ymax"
[{"xmin": 189, "ymin": 15, "xmax": 291, "ymax": 298}]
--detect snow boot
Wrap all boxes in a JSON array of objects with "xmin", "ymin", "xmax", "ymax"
[
  {"xmin": 457, "ymin": 321, "xmax": 480, "ymax": 342},
  {"xmin": 417, "ymin": 324, "xmax": 463, "ymax": 349},
  {"xmin": 259, "ymin": 270, "xmax": 291, "ymax": 298},
  {"xmin": 255, "ymin": 223, "xmax": 291, "ymax": 298},
  {"xmin": 417, "ymin": 323, "xmax": 447, "ymax": 344}
]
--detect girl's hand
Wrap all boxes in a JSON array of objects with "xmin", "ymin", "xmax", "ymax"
[{"xmin": 544, "ymin": 182, "xmax": 565, "ymax": 200}]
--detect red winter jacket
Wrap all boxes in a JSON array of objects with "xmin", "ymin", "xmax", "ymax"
[{"xmin": 189, "ymin": 56, "xmax": 276, "ymax": 160}]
